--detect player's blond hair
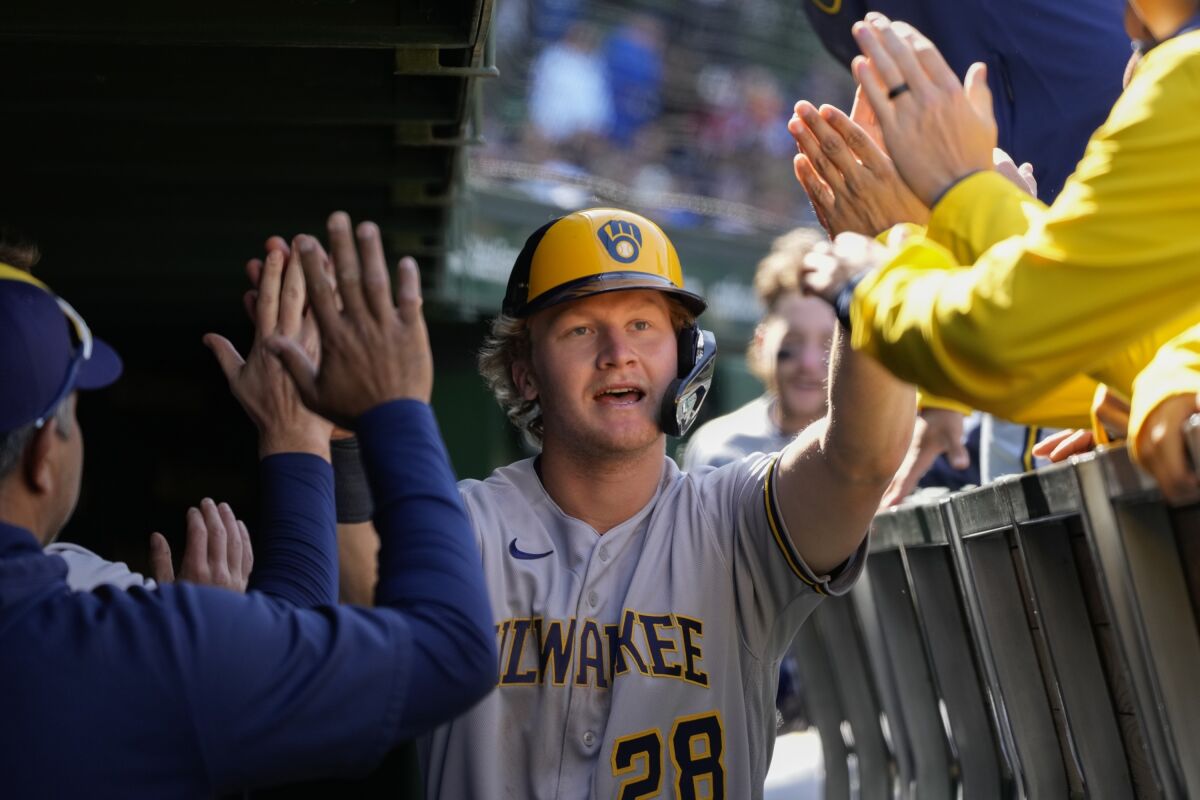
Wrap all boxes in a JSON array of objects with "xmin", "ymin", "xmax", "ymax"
[
  {"xmin": 747, "ymin": 227, "xmax": 824, "ymax": 383},
  {"xmin": 479, "ymin": 297, "xmax": 695, "ymax": 448}
]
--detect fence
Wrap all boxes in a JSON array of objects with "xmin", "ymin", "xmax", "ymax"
[{"xmin": 790, "ymin": 443, "xmax": 1200, "ymax": 799}]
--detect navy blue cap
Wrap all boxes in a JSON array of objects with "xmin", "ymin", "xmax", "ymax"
[{"xmin": 0, "ymin": 264, "xmax": 123, "ymax": 433}]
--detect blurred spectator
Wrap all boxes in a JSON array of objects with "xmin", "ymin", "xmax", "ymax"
[
  {"xmin": 604, "ymin": 15, "xmax": 665, "ymax": 147},
  {"xmin": 528, "ymin": 22, "xmax": 613, "ymax": 144}
]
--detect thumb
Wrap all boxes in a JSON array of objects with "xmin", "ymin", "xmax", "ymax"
[
  {"xmin": 264, "ymin": 334, "xmax": 319, "ymax": 406},
  {"xmin": 947, "ymin": 438, "xmax": 971, "ymax": 470},
  {"xmin": 964, "ymin": 62, "xmax": 995, "ymax": 126},
  {"xmin": 149, "ymin": 532, "xmax": 175, "ymax": 583},
  {"xmin": 203, "ymin": 333, "xmax": 246, "ymax": 383}
]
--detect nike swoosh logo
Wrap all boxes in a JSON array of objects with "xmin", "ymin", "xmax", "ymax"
[{"xmin": 509, "ymin": 538, "xmax": 553, "ymax": 560}]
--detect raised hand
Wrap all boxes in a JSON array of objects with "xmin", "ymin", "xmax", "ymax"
[
  {"xmin": 1135, "ymin": 395, "xmax": 1200, "ymax": 505},
  {"xmin": 205, "ymin": 247, "xmax": 334, "ymax": 457},
  {"xmin": 880, "ymin": 407, "xmax": 970, "ymax": 508},
  {"xmin": 150, "ymin": 498, "xmax": 254, "ymax": 592},
  {"xmin": 799, "ymin": 232, "xmax": 889, "ymax": 305},
  {"xmin": 267, "ymin": 211, "xmax": 433, "ymax": 428},
  {"xmin": 789, "ymin": 99, "xmax": 929, "ymax": 236},
  {"xmin": 851, "ymin": 13, "xmax": 996, "ymax": 206}
]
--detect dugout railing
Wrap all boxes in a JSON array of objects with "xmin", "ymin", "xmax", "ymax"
[{"xmin": 788, "ymin": 441, "xmax": 1200, "ymax": 799}]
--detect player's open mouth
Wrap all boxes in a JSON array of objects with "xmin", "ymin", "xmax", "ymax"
[{"xmin": 594, "ymin": 386, "xmax": 646, "ymax": 405}]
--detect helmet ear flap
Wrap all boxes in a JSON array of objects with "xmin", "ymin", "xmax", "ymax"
[{"xmin": 660, "ymin": 324, "xmax": 717, "ymax": 437}]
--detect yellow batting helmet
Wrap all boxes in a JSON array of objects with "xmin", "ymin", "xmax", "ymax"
[{"xmin": 502, "ymin": 208, "xmax": 706, "ymax": 318}]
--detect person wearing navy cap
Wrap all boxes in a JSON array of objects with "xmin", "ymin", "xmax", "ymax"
[{"xmin": 0, "ymin": 213, "xmax": 497, "ymax": 797}]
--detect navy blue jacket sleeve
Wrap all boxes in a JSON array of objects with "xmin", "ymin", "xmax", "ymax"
[
  {"xmin": 3, "ymin": 400, "xmax": 495, "ymax": 795},
  {"xmin": 247, "ymin": 453, "xmax": 338, "ymax": 606},
  {"xmin": 358, "ymin": 399, "xmax": 498, "ymax": 735}
]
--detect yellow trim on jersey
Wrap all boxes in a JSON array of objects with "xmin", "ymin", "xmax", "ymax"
[
  {"xmin": 1022, "ymin": 426, "xmax": 1039, "ymax": 473},
  {"xmin": 0, "ymin": 262, "xmax": 50, "ymax": 290},
  {"xmin": 811, "ymin": 0, "xmax": 842, "ymax": 14},
  {"xmin": 763, "ymin": 455, "xmax": 825, "ymax": 596}
]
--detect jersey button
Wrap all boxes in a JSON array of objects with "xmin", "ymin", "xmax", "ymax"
[
  {"xmin": 583, "ymin": 731, "xmax": 596, "ymax": 747},
  {"xmin": 599, "ymin": 546, "xmax": 610, "ymax": 562},
  {"xmin": 588, "ymin": 590, "xmax": 599, "ymax": 608}
]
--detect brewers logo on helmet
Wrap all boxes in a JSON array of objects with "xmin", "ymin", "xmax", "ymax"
[{"xmin": 502, "ymin": 208, "xmax": 706, "ymax": 318}]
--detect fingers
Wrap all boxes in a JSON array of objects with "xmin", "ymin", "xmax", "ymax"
[
  {"xmin": 821, "ymin": 104, "xmax": 889, "ymax": 172},
  {"xmin": 1019, "ymin": 163, "xmax": 1037, "ymax": 198},
  {"xmin": 328, "ymin": 212, "xmax": 368, "ymax": 318},
  {"xmin": 793, "ymin": 154, "xmax": 835, "ymax": 225},
  {"xmin": 238, "ymin": 520, "xmax": 254, "ymax": 583},
  {"xmin": 1031, "ymin": 428, "xmax": 1094, "ymax": 462},
  {"xmin": 894, "ymin": 21, "xmax": 959, "ymax": 92},
  {"xmin": 357, "ymin": 221, "xmax": 395, "ymax": 320},
  {"xmin": 246, "ymin": 259, "xmax": 263, "ymax": 291},
  {"xmin": 852, "ymin": 55, "xmax": 894, "ymax": 128},
  {"xmin": 278, "ymin": 249, "xmax": 307, "ymax": 338},
  {"xmin": 395, "ymin": 256, "xmax": 424, "ymax": 324},
  {"xmin": 265, "ymin": 334, "xmax": 320, "ymax": 407},
  {"xmin": 964, "ymin": 62, "xmax": 996, "ymax": 126},
  {"xmin": 149, "ymin": 532, "xmax": 175, "ymax": 583},
  {"xmin": 880, "ymin": 436, "xmax": 941, "ymax": 508},
  {"xmin": 789, "ymin": 103, "xmax": 846, "ymax": 193},
  {"xmin": 295, "ymin": 235, "xmax": 342, "ymax": 335},
  {"xmin": 848, "ymin": 84, "xmax": 885, "ymax": 152},
  {"xmin": 852, "ymin": 16, "xmax": 908, "ymax": 96},
  {"xmin": 223, "ymin": 504, "xmax": 244, "ymax": 589},
  {"xmin": 256, "ymin": 250, "xmax": 286, "ymax": 336},
  {"xmin": 181, "ymin": 506, "xmax": 209, "ymax": 583},
  {"xmin": 202, "ymin": 333, "xmax": 247, "ymax": 383},
  {"xmin": 264, "ymin": 235, "xmax": 290, "ymax": 257},
  {"xmin": 803, "ymin": 104, "xmax": 867, "ymax": 182},
  {"xmin": 865, "ymin": 16, "xmax": 932, "ymax": 95},
  {"xmin": 946, "ymin": 436, "xmax": 971, "ymax": 470},
  {"xmin": 201, "ymin": 499, "xmax": 230, "ymax": 587},
  {"xmin": 1136, "ymin": 395, "xmax": 1200, "ymax": 504},
  {"xmin": 242, "ymin": 290, "xmax": 259, "ymax": 325}
]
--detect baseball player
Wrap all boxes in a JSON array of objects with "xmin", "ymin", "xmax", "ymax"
[{"xmin": 332, "ymin": 208, "xmax": 913, "ymax": 798}]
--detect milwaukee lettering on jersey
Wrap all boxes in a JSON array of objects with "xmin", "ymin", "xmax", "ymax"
[{"xmin": 494, "ymin": 610, "xmax": 709, "ymax": 689}]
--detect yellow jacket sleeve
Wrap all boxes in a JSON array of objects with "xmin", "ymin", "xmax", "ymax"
[
  {"xmin": 850, "ymin": 32, "xmax": 1200, "ymax": 417},
  {"xmin": 1129, "ymin": 322, "xmax": 1200, "ymax": 461}
]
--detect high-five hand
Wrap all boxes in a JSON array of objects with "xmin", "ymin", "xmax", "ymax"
[{"xmin": 268, "ymin": 211, "xmax": 433, "ymax": 428}]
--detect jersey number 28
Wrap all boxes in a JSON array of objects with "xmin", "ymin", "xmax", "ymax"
[{"xmin": 611, "ymin": 710, "xmax": 725, "ymax": 799}]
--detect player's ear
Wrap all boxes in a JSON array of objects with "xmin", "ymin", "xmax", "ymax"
[{"xmin": 512, "ymin": 360, "xmax": 539, "ymax": 402}]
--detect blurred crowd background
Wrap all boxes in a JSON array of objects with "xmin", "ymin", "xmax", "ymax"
[{"xmin": 470, "ymin": 0, "xmax": 854, "ymax": 234}]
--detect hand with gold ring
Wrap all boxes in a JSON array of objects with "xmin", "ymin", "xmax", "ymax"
[{"xmin": 850, "ymin": 13, "xmax": 997, "ymax": 206}]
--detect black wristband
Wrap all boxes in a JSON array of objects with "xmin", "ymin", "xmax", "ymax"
[
  {"xmin": 330, "ymin": 436, "xmax": 374, "ymax": 524},
  {"xmin": 833, "ymin": 274, "xmax": 864, "ymax": 334}
]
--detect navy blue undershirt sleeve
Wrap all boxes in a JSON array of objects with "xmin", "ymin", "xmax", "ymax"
[
  {"xmin": 357, "ymin": 399, "xmax": 498, "ymax": 735},
  {"xmin": 247, "ymin": 453, "xmax": 338, "ymax": 606}
]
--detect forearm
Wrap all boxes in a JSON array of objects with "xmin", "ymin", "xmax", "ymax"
[
  {"xmin": 778, "ymin": 328, "xmax": 914, "ymax": 574},
  {"xmin": 356, "ymin": 400, "xmax": 496, "ymax": 724},
  {"xmin": 247, "ymin": 454, "xmax": 338, "ymax": 606},
  {"xmin": 822, "ymin": 328, "xmax": 916, "ymax": 485},
  {"xmin": 337, "ymin": 521, "xmax": 379, "ymax": 606}
]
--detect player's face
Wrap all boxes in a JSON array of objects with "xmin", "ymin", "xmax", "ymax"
[
  {"xmin": 524, "ymin": 290, "xmax": 678, "ymax": 457},
  {"xmin": 766, "ymin": 292, "xmax": 835, "ymax": 426}
]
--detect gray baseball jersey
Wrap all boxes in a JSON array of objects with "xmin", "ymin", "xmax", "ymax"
[
  {"xmin": 421, "ymin": 451, "xmax": 865, "ymax": 800},
  {"xmin": 680, "ymin": 395, "xmax": 791, "ymax": 472}
]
